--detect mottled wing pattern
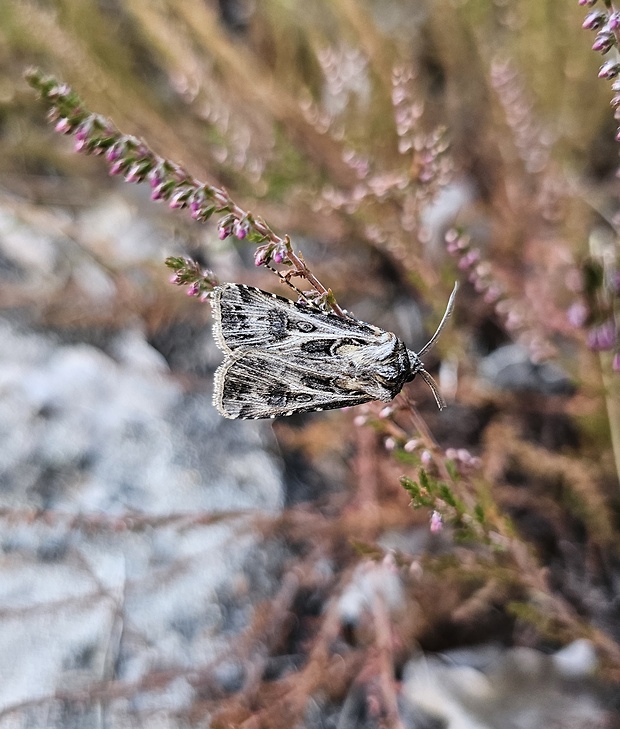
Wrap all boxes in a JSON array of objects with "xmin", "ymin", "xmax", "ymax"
[
  {"xmin": 211, "ymin": 283, "xmax": 411, "ymax": 419},
  {"xmin": 213, "ymin": 349, "xmax": 373, "ymax": 419},
  {"xmin": 211, "ymin": 283, "xmax": 381, "ymax": 353}
]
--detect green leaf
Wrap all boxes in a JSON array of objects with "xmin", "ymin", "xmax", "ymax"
[{"xmin": 438, "ymin": 483, "xmax": 457, "ymax": 508}]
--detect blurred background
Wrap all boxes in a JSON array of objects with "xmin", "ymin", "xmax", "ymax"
[{"xmin": 1, "ymin": 0, "xmax": 620, "ymax": 727}]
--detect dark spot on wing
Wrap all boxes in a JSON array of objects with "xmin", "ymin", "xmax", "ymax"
[
  {"xmin": 301, "ymin": 374, "xmax": 336, "ymax": 392},
  {"xmin": 301, "ymin": 340, "xmax": 334, "ymax": 355}
]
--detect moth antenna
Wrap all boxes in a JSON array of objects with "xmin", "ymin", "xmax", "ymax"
[
  {"xmin": 418, "ymin": 368, "xmax": 446, "ymax": 410},
  {"xmin": 416, "ymin": 282, "xmax": 458, "ymax": 357}
]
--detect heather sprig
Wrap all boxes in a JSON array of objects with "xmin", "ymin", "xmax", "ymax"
[
  {"xmin": 166, "ymin": 257, "xmax": 220, "ymax": 300},
  {"xmin": 581, "ymin": 1, "xmax": 620, "ymax": 138},
  {"xmin": 400, "ymin": 469, "xmax": 488, "ymax": 543},
  {"xmin": 578, "ymin": 2, "xmax": 620, "ymax": 370},
  {"xmin": 26, "ymin": 68, "xmax": 346, "ymax": 318}
]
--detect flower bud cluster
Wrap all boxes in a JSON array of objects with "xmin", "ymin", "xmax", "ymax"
[
  {"xmin": 166, "ymin": 257, "xmax": 220, "ymax": 300},
  {"xmin": 445, "ymin": 447, "xmax": 481, "ymax": 470},
  {"xmin": 581, "ymin": 3, "xmax": 620, "ymax": 143},
  {"xmin": 445, "ymin": 229, "xmax": 502, "ymax": 304},
  {"xmin": 253, "ymin": 241, "xmax": 289, "ymax": 267}
]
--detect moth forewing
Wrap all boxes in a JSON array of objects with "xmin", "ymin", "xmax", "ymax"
[
  {"xmin": 210, "ymin": 282, "xmax": 456, "ymax": 419},
  {"xmin": 213, "ymin": 349, "xmax": 375, "ymax": 419}
]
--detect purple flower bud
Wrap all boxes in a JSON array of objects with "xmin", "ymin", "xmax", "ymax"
[
  {"xmin": 105, "ymin": 145, "xmax": 121, "ymax": 163},
  {"xmin": 578, "ymin": 0, "xmax": 598, "ymax": 6},
  {"xmin": 54, "ymin": 118, "xmax": 72, "ymax": 134},
  {"xmin": 598, "ymin": 60, "xmax": 620, "ymax": 79},
  {"xmin": 592, "ymin": 31, "xmax": 615, "ymax": 53},
  {"xmin": 151, "ymin": 183, "xmax": 167, "ymax": 200},
  {"xmin": 170, "ymin": 273, "xmax": 181, "ymax": 284},
  {"xmin": 234, "ymin": 220, "xmax": 249, "ymax": 239},
  {"xmin": 484, "ymin": 286, "xmax": 502, "ymax": 304},
  {"xmin": 610, "ymin": 270, "xmax": 620, "ymax": 294},
  {"xmin": 567, "ymin": 301, "xmax": 588, "ymax": 327},
  {"xmin": 612, "ymin": 352, "xmax": 620, "ymax": 372},
  {"xmin": 609, "ymin": 11, "xmax": 620, "ymax": 29},
  {"xmin": 218, "ymin": 225, "xmax": 232, "ymax": 240},
  {"xmin": 74, "ymin": 138, "xmax": 88, "ymax": 153},
  {"xmin": 75, "ymin": 125, "xmax": 89, "ymax": 142},
  {"xmin": 588, "ymin": 321, "xmax": 616, "ymax": 351},
  {"xmin": 430, "ymin": 510, "xmax": 443, "ymax": 534},
  {"xmin": 582, "ymin": 10, "xmax": 607, "ymax": 29},
  {"xmin": 254, "ymin": 246, "xmax": 270, "ymax": 267},
  {"xmin": 169, "ymin": 189, "xmax": 190, "ymax": 209},
  {"xmin": 109, "ymin": 159, "xmax": 126, "ymax": 176},
  {"xmin": 187, "ymin": 282, "xmax": 200, "ymax": 297}
]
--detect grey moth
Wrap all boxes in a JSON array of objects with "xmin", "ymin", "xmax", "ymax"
[{"xmin": 211, "ymin": 282, "xmax": 457, "ymax": 419}]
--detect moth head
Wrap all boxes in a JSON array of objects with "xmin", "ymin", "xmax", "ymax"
[{"xmin": 406, "ymin": 282, "xmax": 458, "ymax": 411}]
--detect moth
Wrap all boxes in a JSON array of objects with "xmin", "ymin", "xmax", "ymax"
[{"xmin": 211, "ymin": 282, "xmax": 457, "ymax": 419}]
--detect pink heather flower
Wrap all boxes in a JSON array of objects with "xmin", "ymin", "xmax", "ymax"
[
  {"xmin": 612, "ymin": 352, "xmax": 620, "ymax": 372},
  {"xmin": 592, "ymin": 32, "xmax": 615, "ymax": 53},
  {"xmin": 109, "ymin": 159, "xmax": 126, "ymax": 176},
  {"xmin": 54, "ymin": 118, "xmax": 72, "ymax": 134},
  {"xmin": 75, "ymin": 125, "xmax": 89, "ymax": 142},
  {"xmin": 187, "ymin": 282, "xmax": 200, "ymax": 297},
  {"xmin": 567, "ymin": 301, "xmax": 588, "ymax": 328},
  {"xmin": 578, "ymin": 0, "xmax": 598, "ymax": 6},
  {"xmin": 598, "ymin": 60, "xmax": 620, "ymax": 79},
  {"xmin": 169, "ymin": 190, "xmax": 189, "ymax": 209},
  {"xmin": 587, "ymin": 321, "xmax": 616, "ymax": 351},
  {"xmin": 254, "ymin": 246, "xmax": 270, "ymax": 267},
  {"xmin": 74, "ymin": 138, "xmax": 88, "ymax": 153},
  {"xmin": 583, "ymin": 10, "xmax": 607, "ymax": 29},
  {"xmin": 384, "ymin": 437, "xmax": 396, "ymax": 451},
  {"xmin": 353, "ymin": 415, "xmax": 367, "ymax": 427},
  {"xmin": 420, "ymin": 450, "xmax": 432, "ymax": 466},
  {"xmin": 273, "ymin": 248, "xmax": 285, "ymax": 264},
  {"xmin": 234, "ymin": 220, "xmax": 249, "ymax": 239},
  {"xmin": 218, "ymin": 223, "xmax": 232, "ymax": 240},
  {"xmin": 151, "ymin": 183, "xmax": 167, "ymax": 201},
  {"xmin": 404, "ymin": 439, "xmax": 420, "ymax": 453},
  {"xmin": 457, "ymin": 448, "xmax": 472, "ymax": 463},
  {"xmin": 609, "ymin": 12, "xmax": 620, "ymax": 29},
  {"xmin": 125, "ymin": 164, "xmax": 145, "ymax": 183},
  {"xmin": 170, "ymin": 273, "xmax": 181, "ymax": 284},
  {"xmin": 484, "ymin": 286, "xmax": 502, "ymax": 304},
  {"xmin": 105, "ymin": 145, "xmax": 121, "ymax": 163},
  {"xmin": 379, "ymin": 406, "xmax": 393, "ymax": 418},
  {"xmin": 430, "ymin": 511, "xmax": 443, "ymax": 534}
]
